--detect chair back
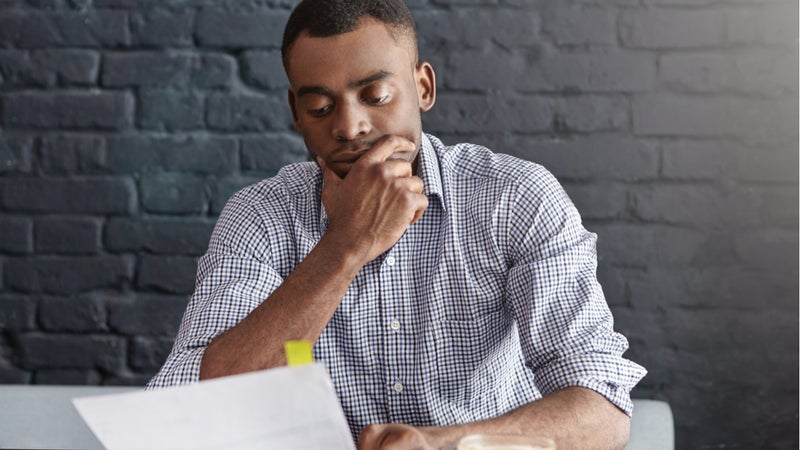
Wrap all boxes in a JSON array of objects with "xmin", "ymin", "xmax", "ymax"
[
  {"xmin": 628, "ymin": 399, "xmax": 675, "ymax": 450},
  {"xmin": 0, "ymin": 385, "xmax": 138, "ymax": 449}
]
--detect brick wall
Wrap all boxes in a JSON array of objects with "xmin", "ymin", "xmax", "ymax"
[{"xmin": 0, "ymin": 0, "xmax": 796, "ymax": 448}]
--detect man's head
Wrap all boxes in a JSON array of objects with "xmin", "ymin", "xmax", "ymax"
[{"xmin": 281, "ymin": 0, "xmax": 436, "ymax": 178}]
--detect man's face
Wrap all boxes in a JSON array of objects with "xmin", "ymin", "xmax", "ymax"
[{"xmin": 285, "ymin": 18, "xmax": 435, "ymax": 179}]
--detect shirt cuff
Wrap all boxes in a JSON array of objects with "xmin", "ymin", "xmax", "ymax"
[
  {"xmin": 145, "ymin": 346, "xmax": 205, "ymax": 390},
  {"xmin": 534, "ymin": 352, "xmax": 647, "ymax": 416}
]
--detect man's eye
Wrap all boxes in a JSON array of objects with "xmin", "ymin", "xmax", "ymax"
[
  {"xmin": 308, "ymin": 105, "xmax": 332, "ymax": 117},
  {"xmin": 364, "ymin": 95, "xmax": 389, "ymax": 105}
]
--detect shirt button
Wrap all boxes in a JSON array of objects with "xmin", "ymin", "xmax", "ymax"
[
  {"xmin": 385, "ymin": 256, "xmax": 396, "ymax": 266},
  {"xmin": 390, "ymin": 319, "xmax": 401, "ymax": 331},
  {"xmin": 393, "ymin": 382, "xmax": 403, "ymax": 393}
]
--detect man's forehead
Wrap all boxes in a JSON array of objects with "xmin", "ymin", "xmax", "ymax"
[
  {"xmin": 286, "ymin": 19, "xmax": 415, "ymax": 86},
  {"xmin": 287, "ymin": 19, "xmax": 415, "ymax": 65}
]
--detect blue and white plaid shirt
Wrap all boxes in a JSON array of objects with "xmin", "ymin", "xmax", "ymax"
[{"xmin": 148, "ymin": 133, "xmax": 646, "ymax": 439}]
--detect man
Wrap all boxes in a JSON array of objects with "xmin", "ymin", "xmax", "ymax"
[{"xmin": 149, "ymin": 1, "xmax": 646, "ymax": 448}]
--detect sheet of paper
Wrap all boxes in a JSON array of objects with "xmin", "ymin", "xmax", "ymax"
[{"xmin": 73, "ymin": 363, "xmax": 356, "ymax": 450}]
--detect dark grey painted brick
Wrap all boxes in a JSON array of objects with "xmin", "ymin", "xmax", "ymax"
[
  {"xmin": 0, "ymin": 49, "xmax": 99, "ymax": 87},
  {"xmin": 734, "ymin": 229, "xmax": 799, "ymax": 270},
  {"xmin": 139, "ymin": 174, "xmax": 208, "ymax": 215},
  {"xmin": 661, "ymin": 140, "xmax": 731, "ymax": 181},
  {"xmin": 541, "ymin": 51, "xmax": 657, "ymax": 93},
  {"xmin": 138, "ymin": 90, "xmax": 205, "ymax": 131},
  {"xmin": 542, "ymin": 4, "xmax": 617, "ymax": 46},
  {"xmin": 130, "ymin": 9, "xmax": 195, "ymax": 47},
  {"xmin": 0, "ymin": 11, "xmax": 130, "ymax": 48},
  {"xmin": 37, "ymin": 134, "xmax": 106, "ymax": 174},
  {"xmin": 107, "ymin": 294, "xmax": 188, "ymax": 335},
  {"xmin": 0, "ymin": 51, "xmax": 36, "ymax": 87},
  {"xmin": 0, "ymin": 294, "xmax": 37, "ymax": 331},
  {"xmin": 103, "ymin": 373, "xmax": 150, "ymax": 386},
  {"xmin": 593, "ymin": 223, "xmax": 710, "ymax": 268},
  {"xmin": 192, "ymin": 53, "xmax": 237, "ymax": 89},
  {"xmin": 30, "ymin": 50, "xmax": 100, "ymax": 86},
  {"xmin": 210, "ymin": 176, "xmax": 263, "ymax": 215},
  {"xmin": 1, "ymin": 91, "xmax": 134, "ymax": 131},
  {"xmin": 0, "ymin": 366, "xmax": 30, "ymax": 384},
  {"xmin": 130, "ymin": 336, "xmax": 175, "ymax": 372},
  {"xmin": 415, "ymin": 9, "xmax": 540, "ymax": 50},
  {"xmin": 105, "ymin": 217, "xmax": 215, "ymax": 255},
  {"xmin": 34, "ymin": 369, "xmax": 102, "ymax": 385},
  {"xmin": 135, "ymin": 255, "xmax": 198, "ymax": 295},
  {"xmin": 443, "ymin": 47, "xmax": 543, "ymax": 91},
  {"xmin": 724, "ymin": 3, "xmax": 797, "ymax": 46},
  {"xmin": 562, "ymin": 182, "xmax": 628, "ymax": 220},
  {"xmin": 619, "ymin": 9, "xmax": 726, "ymax": 49},
  {"xmin": 102, "ymin": 52, "xmax": 194, "ymax": 87},
  {"xmin": 106, "ymin": 135, "xmax": 238, "ymax": 175},
  {"xmin": 632, "ymin": 184, "xmax": 798, "ymax": 230},
  {"xmin": 206, "ymin": 93, "xmax": 291, "ymax": 131},
  {"xmin": 424, "ymin": 92, "xmax": 552, "ymax": 134},
  {"xmin": 241, "ymin": 133, "xmax": 307, "ymax": 172},
  {"xmin": 0, "ymin": 177, "xmax": 136, "ymax": 214},
  {"xmin": 18, "ymin": 334, "xmax": 126, "ymax": 370},
  {"xmin": 101, "ymin": 52, "xmax": 237, "ymax": 90},
  {"xmin": 0, "ymin": 217, "xmax": 33, "ymax": 254},
  {"xmin": 632, "ymin": 93, "xmax": 797, "ymax": 142},
  {"xmin": 35, "ymin": 217, "xmax": 101, "ymax": 254},
  {"xmin": 552, "ymin": 95, "xmax": 629, "ymax": 133},
  {"xmin": 39, "ymin": 294, "xmax": 107, "ymax": 332},
  {"xmin": 195, "ymin": 10, "xmax": 288, "ymax": 48},
  {"xmin": 240, "ymin": 50, "xmax": 287, "ymax": 89},
  {"xmin": 658, "ymin": 49, "xmax": 797, "ymax": 96},
  {"xmin": 4, "ymin": 256, "xmax": 133, "ymax": 294},
  {"xmin": 732, "ymin": 143, "xmax": 798, "ymax": 183},
  {"xmin": 596, "ymin": 266, "xmax": 627, "ymax": 307},
  {"xmin": 499, "ymin": 135, "xmax": 660, "ymax": 181},
  {"xmin": 0, "ymin": 136, "xmax": 33, "ymax": 174}
]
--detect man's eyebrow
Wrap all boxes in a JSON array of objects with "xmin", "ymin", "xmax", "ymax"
[
  {"xmin": 295, "ymin": 71, "xmax": 394, "ymax": 99},
  {"xmin": 349, "ymin": 70, "xmax": 393, "ymax": 89},
  {"xmin": 296, "ymin": 85, "xmax": 330, "ymax": 98}
]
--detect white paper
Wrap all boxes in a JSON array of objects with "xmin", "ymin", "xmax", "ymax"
[{"xmin": 73, "ymin": 363, "xmax": 356, "ymax": 450}]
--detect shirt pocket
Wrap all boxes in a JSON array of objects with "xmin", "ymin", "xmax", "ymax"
[{"xmin": 430, "ymin": 309, "xmax": 511, "ymax": 407}]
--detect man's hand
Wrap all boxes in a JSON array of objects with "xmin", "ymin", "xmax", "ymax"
[
  {"xmin": 319, "ymin": 135, "xmax": 428, "ymax": 264},
  {"xmin": 357, "ymin": 423, "xmax": 436, "ymax": 450}
]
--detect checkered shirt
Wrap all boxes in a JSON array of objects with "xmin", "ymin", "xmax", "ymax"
[{"xmin": 147, "ymin": 133, "xmax": 646, "ymax": 439}]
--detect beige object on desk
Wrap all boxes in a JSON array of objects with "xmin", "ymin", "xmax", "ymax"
[{"xmin": 0, "ymin": 384, "xmax": 674, "ymax": 450}]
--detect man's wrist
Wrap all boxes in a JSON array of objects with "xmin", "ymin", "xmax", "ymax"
[{"xmin": 316, "ymin": 229, "xmax": 374, "ymax": 276}]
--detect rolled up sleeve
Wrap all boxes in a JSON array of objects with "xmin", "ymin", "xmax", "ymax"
[
  {"xmin": 146, "ymin": 195, "xmax": 285, "ymax": 389},
  {"xmin": 504, "ymin": 168, "xmax": 646, "ymax": 415}
]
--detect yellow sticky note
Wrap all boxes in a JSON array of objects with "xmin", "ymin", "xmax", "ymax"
[{"xmin": 284, "ymin": 340, "xmax": 314, "ymax": 366}]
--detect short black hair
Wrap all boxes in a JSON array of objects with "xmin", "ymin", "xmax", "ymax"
[{"xmin": 281, "ymin": 0, "xmax": 417, "ymax": 68}]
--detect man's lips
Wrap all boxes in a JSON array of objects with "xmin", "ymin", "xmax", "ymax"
[{"xmin": 332, "ymin": 149, "xmax": 369, "ymax": 164}]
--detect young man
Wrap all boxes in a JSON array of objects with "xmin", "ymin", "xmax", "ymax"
[{"xmin": 149, "ymin": 1, "xmax": 646, "ymax": 448}]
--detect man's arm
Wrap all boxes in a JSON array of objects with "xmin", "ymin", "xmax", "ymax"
[
  {"xmin": 200, "ymin": 136, "xmax": 427, "ymax": 379},
  {"xmin": 359, "ymin": 387, "xmax": 629, "ymax": 450}
]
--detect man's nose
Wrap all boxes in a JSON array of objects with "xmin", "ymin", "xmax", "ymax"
[{"xmin": 332, "ymin": 101, "xmax": 370, "ymax": 141}]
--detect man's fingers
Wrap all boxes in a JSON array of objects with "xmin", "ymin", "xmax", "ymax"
[
  {"xmin": 361, "ymin": 135, "xmax": 415, "ymax": 164},
  {"xmin": 380, "ymin": 158, "xmax": 413, "ymax": 179},
  {"xmin": 396, "ymin": 175, "xmax": 424, "ymax": 195},
  {"xmin": 394, "ymin": 177, "xmax": 428, "ymax": 224},
  {"xmin": 409, "ymin": 195, "xmax": 428, "ymax": 225}
]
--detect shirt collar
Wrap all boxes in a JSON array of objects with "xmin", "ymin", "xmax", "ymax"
[{"xmin": 417, "ymin": 133, "xmax": 445, "ymax": 205}]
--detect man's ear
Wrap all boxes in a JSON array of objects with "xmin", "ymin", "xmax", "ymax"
[
  {"xmin": 287, "ymin": 88, "xmax": 301, "ymax": 130},
  {"xmin": 415, "ymin": 61, "xmax": 436, "ymax": 112}
]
